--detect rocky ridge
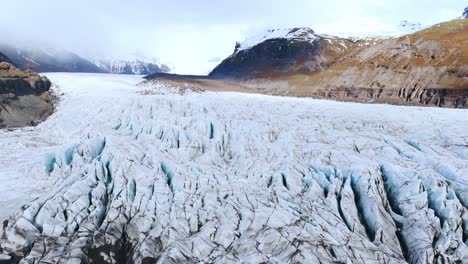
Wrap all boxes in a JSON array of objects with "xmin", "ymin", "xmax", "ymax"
[{"xmin": 0, "ymin": 61, "xmax": 53, "ymax": 128}]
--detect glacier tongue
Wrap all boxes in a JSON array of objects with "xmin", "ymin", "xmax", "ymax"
[{"xmin": 0, "ymin": 73, "xmax": 467, "ymax": 264}]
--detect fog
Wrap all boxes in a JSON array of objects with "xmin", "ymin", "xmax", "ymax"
[{"xmin": 0, "ymin": 0, "xmax": 465, "ymax": 74}]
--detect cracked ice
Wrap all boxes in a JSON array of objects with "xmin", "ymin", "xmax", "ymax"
[{"xmin": 0, "ymin": 73, "xmax": 467, "ymax": 263}]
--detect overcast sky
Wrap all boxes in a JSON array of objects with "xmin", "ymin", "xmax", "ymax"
[{"xmin": 1, "ymin": 0, "xmax": 466, "ymax": 74}]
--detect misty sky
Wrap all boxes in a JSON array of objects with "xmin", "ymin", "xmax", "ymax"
[{"xmin": 1, "ymin": 0, "xmax": 466, "ymax": 74}]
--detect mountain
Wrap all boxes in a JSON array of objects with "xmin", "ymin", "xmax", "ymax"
[
  {"xmin": 0, "ymin": 51, "xmax": 14, "ymax": 65},
  {"xmin": 210, "ymin": 27, "xmax": 371, "ymax": 79},
  {"xmin": 210, "ymin": 28, "xmax": 325, "ymax": 79},
  {"xmin": 0, "ymin": 62, "xmax": 53, "ymax": 128},
  {"xmin": 286, "ymin": 19, "xmax": 468, "ymax": 108},
  {"xmin": 90, "ymin": 56, "xmax": 171, "ymax": 75},
  {"xmin": 0, "ymin": 44, "xmax": 105, "ymax": 73},
  {"xmin": 463, "ymin": 7, "xmax": 468, "ymax": 18},
  {"xmin": 206, "ymin": 20, "xmax": 468, "ymax": 108},
  {"xmin": 0, "ymin": 44, "xmax": 170, "ymax": 75},
  {"xmin": 398, "ymin": 20, "xmax": 424, "ymax": 34}
]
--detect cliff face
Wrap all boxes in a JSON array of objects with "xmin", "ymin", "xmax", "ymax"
[
  {"xmin": 208, "ymin": 20, "xmax": 468, "ymax": 108},
  {"xmin": 0, "ymin": 62, "xmax": 53, "ymax": 128}
]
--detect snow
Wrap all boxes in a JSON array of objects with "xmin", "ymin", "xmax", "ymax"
[
  {"xmin": 237, "ymin": 28, "xmax": 318, "ymax": 52},
  {"xmin": 237, "ymin": 20, "xmax": 425, "ymax": 53},
  {"xmin": 87, "ymin": 53, "xmax": 170, "ymax": 74},
  {"xmin": 236, "ymin": 27, "xmax": 390, "ymax": 55},
  {"xmin": 0, "ymin": 73, "xmax": 467, "ymax": 263}
]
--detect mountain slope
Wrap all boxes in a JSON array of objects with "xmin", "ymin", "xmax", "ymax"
[
  {"xmin": 0, "ymin": 73, "xmax": 466, "ymax": 263},
  {"xmin": 288, "ymin": 19, "xmax": 468, "ymax": 107}
]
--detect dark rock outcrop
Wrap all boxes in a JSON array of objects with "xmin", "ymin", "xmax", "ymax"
[{"xmin": 0, "ymin": 62, "xmax": 53, "ymax": 128}]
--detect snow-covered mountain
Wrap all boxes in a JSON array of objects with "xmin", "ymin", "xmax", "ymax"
[
  {"xmin": 90, "ymin": 55, "xmax": 171, "ymax": 75},
  {"xmin": 0, "ymin": 43, "xmax": 170, "ymax": 75},
  {"xmin": 0, "ymin": 43, "xmax": 105, "ymax": 73},
  {"xmin": 236, "ymin": 20, "xmax": 424, "ymax": 50},
  {"xmin": 210, "ymin": 27, "xmax": 377, "ymax": 79},
  {"xmin": 0, "ymin": 51, "xmax": 13, "ymax": 64},
  {"xmin": 209, "ymin": 19, "xmax": 467, "ymax": 108},
  {"xmin": 234, "ymin": 28, "xmax": 319, "ymax": 53},
  {"xmin": 0, "ymin": 73, "xmax": 466, "ymax": 263}
]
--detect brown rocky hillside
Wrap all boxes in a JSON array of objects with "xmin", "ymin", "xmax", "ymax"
[
  {"xmin": 0, "ymin": 62, "xmax": 53, "ymax": 128},
  {"xmin": 288, "ymin": 19, "xmax": 468, "ymax": 107}
]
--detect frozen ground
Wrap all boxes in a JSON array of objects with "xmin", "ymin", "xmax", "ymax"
[{"xmin": 0, "ymin": 73, "xmax": 467, "ymax": 263}]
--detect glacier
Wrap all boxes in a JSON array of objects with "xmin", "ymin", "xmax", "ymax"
[{"xmin": 0, "ymin": 73, "xmax": 467, "ymax": 263}]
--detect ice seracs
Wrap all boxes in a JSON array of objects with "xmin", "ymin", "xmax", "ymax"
[{"xmin": 0, "ymin": 73, "xmax": 466, "ymax": 263}]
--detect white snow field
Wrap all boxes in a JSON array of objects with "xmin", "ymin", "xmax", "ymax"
[{"xmin": 0, "ymin": 73, "xmax": 467, "ymax": 263}]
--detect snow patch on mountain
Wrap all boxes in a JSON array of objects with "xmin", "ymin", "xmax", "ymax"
[
  {"xmin": 234, "ymin": 22, "xmax": 424, "ymax": 56},
  {"xmin": 0, "ymin": 43, "xmax": 105, "ymax": 73},
  {"xmin": 236, "ymin": 28, "xmax": 319, "ymax": 53}
]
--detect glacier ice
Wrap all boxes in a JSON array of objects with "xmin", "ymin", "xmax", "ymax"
[{"xmin": 0, "ymin": 73, "xmax": 467, "ymax": 263}]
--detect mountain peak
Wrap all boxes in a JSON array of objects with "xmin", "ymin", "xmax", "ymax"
[
  {"xmin": 236, "ymin": 27, "xmax": 317, "ymax": 53},
  {"xmin": 89, "ymin": 55, "xmax": 171, "ymax": 75}
]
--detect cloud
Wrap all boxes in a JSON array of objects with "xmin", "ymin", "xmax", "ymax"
[{"xmin": 0, "ymin": 0, "xmax": 465, "ymax": 74}]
